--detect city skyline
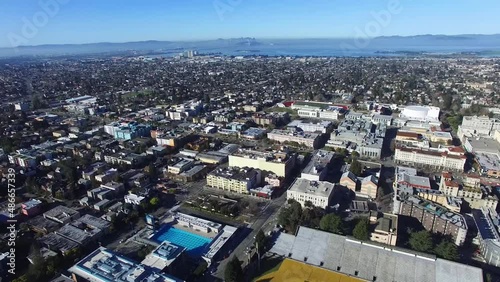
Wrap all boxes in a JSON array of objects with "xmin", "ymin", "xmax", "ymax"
[{"xmin": 1, "ymin": 0, "xmax": 500, "ymax": 47}]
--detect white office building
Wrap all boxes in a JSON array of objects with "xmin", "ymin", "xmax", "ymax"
[{"xmin": 287, "ymin": 178, "xmax": 335, "ymax": 209}]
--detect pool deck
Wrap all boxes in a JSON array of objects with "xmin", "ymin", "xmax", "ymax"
[{"xmin": 163, "ymin": 217, "xmax": 218, "ymax": 240}]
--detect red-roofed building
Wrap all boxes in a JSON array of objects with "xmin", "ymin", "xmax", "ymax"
[{"xmin": 395, "ymin": 145, "xmax": 466, "ymax": 172}]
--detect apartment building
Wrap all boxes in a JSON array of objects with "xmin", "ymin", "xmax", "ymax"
[
  {"xmin": 398, "ymin": 196, "xmax": 467, "ymax": 245},
  {"xmin": 104, "ymin": 121, "xmax": 151, "ymax": 140},
  {"xmin": 252, "ymin": 112, "xmax": 290, "ymax": 126},
  {"xmin": 440, "ymin": 172, "xmax": 499, "ymax": 210},
  {"xmin": 472, "ymin": 207, "xmax": 500, "ymax": 267},
  {"xmin": 392, "ymin": 166, "xmax": 431, "ymax": 214},
  {"xmin": 206, "ymin": 167, "xmax": 261, "ymax": 194},
  {"xmin": 228, "ymin": 149, "xmax": 296, "ymax": 178}
]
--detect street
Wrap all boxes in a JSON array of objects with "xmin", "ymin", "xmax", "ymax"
[{"xmin": 210, "ymin": 191, "xmax": 286, "ymax": 280}]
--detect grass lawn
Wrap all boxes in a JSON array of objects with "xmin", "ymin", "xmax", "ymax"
[
  {"xmin": 123, "ymin": 90, "xmax": 154, "ymax": 99},
  {"xmin": 178, "ymin": 204, "xmax": 243, "ymax": 226}
]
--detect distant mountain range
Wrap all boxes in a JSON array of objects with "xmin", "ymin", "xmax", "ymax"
[{"xmin": 1, "ymin": 34, "xmax": 499, "ymax": 58}]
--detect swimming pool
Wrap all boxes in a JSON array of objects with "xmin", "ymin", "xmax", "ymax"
[{"xmin": 152, "ymin": 225, "xmax": 213, "ymax": 257}]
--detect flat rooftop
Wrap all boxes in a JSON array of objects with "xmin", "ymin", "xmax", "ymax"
[
  {"xmin": 43, "ymin": 206, "xmax": 79, "ymax": 222},
  {"xmin": 289, "ymin": 178, "xmax": 335, "ymax": 198},
  {"xmin": 39, "ymin": 233, "xmax": 79, "ymax": 253},
  {"xmin": 208, "ymin": 166, "xmax": 258, "ymax": 181},
  {"xmin": 56, "ymin": 224, "xmax": 94, "ymax": 244},
  {"xmin": 397, "ymin": 173, "xmax": 431, "ymax": 189},
  {"xmin": 171, "ymin": 158, "xmax": 194, "ymax": 168},
  {"xmin": 467, "ymin": 137, "xmax": 500, "ymax": 154},
  {"xmin": 231, "ymin": 148, "xmax": 291, "ymax": 163},
  {"xmin": 23, "ymin": 199, "xmax": 43, "ymax": 209},
  {"xmin": 287, "ymin": 120, "xmax": 332, "ymax": 129},
  {"xmin": 141, "ymin": 241, "xmax": 185, "ymax": 271},
  {"xmin": 405, "ymin": 196, "xmax": 467, "ymax": 229},
  {"xmin": 269, "ymin": 129, "xmax": 320, "ymax": 139},
  {"xmin": 72, "ymin": 214, "xmax": 111, "ymax": 230},
  {"xmin": 270, "ymin": 226, "xmax": 483, "ymax": 282},
  {"xmin": 69, "ymin": 247, "xmax": 181, "ymax": 282},
  {"xmin": 179, "ymin": 165, "xmax": 205, "ymax": 177},
  {"xmin": 472, "ymin": 208, "xmax": 500, "ymax": 241},
  {"xmin": 302, "ymin": 149, "xmax": 335, "ymax": 176}
]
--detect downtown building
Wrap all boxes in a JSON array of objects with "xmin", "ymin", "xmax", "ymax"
[
  {"xmin": 287, "ymin": 178, "xmax": 335, "ymax": 209},
  {"xmin": 206, "ymin": 166, "xmax": 261, "ymax": 194},
  {"xmin": 472, "ymin": 207, "xmax": 500, "ymax": 267},
  {"xmin": 267, "ymin": 128, "xmax": 322, "ymax": 149},
  {"xmin": 393, "ymin": 167, "xmax": 467, "ymax": 246},
  {"xmin": 228, "ymin": 148, "xmax": 296, "ymax": 178},
  {"xmin": 395, "ymin": 145, "xmax": 466, "ymax": 172}
]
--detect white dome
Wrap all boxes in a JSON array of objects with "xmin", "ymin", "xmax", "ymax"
[{"xmin": 401, "ymin": 106, "xmax": 440, "ymax": 122}]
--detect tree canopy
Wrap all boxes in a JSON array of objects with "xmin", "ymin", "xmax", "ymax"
[
  {"xmin": 224, "ymin": 256, "xmax": 244, "ymax": 282},
  {"xmin": 255, "ymin": 229, "xmax": 268, "ymax": 255},
  {"xmin": 435, "ymin": 240, "xmax": 459, "ymax": 261},
  {"xmin": 409, "ymin": 230, "xmax": 433, "ymax": 253},
  {"xmin": 352, "ymin": 218, "xmax": 370, "ymax": 241},
  {"xmin": 350, "ymin": 158, "xmax": 363, "ymax": 176},
  {"xmin": 319, "ymin": 213, "xmax": 343, "ymax": 234},
  {"xmin": 149, "ymin": 197, "xmax": 160, "ymax": 207},
  {"xmin": 278, "ymin": 200, "xmax": 303, "ymax": 232}
]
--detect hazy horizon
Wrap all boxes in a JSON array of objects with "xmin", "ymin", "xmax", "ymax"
[
  {"xmin": 1, "ymin": 33, "xmax": 500, "ymax": 49},
  {"xmin": 1, "ymin": 0, "xmax": 500, "ymax": 48}
]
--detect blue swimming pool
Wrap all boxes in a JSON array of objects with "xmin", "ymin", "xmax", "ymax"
[{"xmin": 152, "ymin": 225, "xmax": 212, "ymax": 257}]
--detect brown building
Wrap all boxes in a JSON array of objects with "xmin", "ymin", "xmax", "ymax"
[
  {"xmin": 340, "ymin": 171, "xmax": 358, "ymax": 192},
  {"xmin": 399, "ymin": 197, "xmax": 467, "ymax": 245}
]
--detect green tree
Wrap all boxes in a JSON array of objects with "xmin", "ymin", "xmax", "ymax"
[
  {"xmin": 435, "ymin": 241, "xmax": 459, "ymax": 261},
  {"xmin": 319, "ymin": 213, "xmax": 343, "ymax": 234},
  {"xmin": 304, "ymin": 200, "xmax": 313, "ymax": 208},
  {"xmin": 145, "ymin": 163, "xmax": 158, "ymax": 180},
  {"xmin": 409, "ymin": 230, "xmax": 433, "ymax": 253},
  {"xmin": 278, "ymin": 200, "xmax": 303, "ymax": 232},
  {"xmin": 224, "ymin": 256, "xmax": 244, "ymax": 282},
  {"xmin": 446, "ymin": 114, "xmax": 463, "ymax": 132},
  {"xmin": 31, "ymin": 94, "xmax": 45, "ymax": 110},
  {"xmin": 149, "ymin": 197, "xmax": 160, "ymax": 207},
  {"xmin": 352, "ymin": 218, "xmax": 370, "ymax": 241},
  {"xmin": 137, "ymin": 245, "xmax": 155, "ymax": 260},
  {"xmin": 255, "ymin": 229, "xmax": 268, "ymax": 255},
  {"xmin": 350, "ymin": 159, "xmax": 363, "ymax": 176}
]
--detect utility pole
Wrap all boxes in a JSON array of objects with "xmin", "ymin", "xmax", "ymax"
[{"xmin": 256, "ymin": 241, "xmax": 261, "ymax": 272}]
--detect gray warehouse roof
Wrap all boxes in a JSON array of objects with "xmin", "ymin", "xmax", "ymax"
[{"xmin": 270, "ymin": 226, "xmax": 483, "ymax": 282}]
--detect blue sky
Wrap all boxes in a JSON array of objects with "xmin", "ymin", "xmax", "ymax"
[{"xmin": 1, "ymin": 0, "xmax": 499, "ymax": 47}]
